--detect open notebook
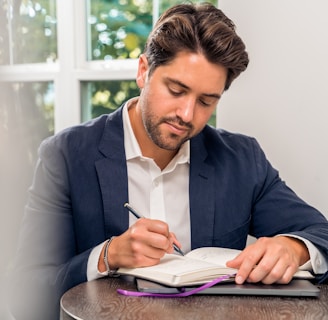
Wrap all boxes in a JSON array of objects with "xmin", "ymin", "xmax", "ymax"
[{"xmin": 118, "ymin": 247, "xmax": 314, "ymax": 287}]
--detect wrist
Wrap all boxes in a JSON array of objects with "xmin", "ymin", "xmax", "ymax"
[
  {"xmin": 99, "ymin": 237, "xmax": 119, "ymax": 276},
  {"xmin": 278, "ymin": 236, "xmax": 310, "ymax": 265}
]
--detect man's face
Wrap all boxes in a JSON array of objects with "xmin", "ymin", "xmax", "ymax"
[{"xmin": 136, "ymin": 51, "xmax": 227, "ymax": 151}]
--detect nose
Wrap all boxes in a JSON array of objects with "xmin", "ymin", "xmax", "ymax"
[{"xmin": 176, "ymin": 97, "xmax": 195, "ymax": 123}]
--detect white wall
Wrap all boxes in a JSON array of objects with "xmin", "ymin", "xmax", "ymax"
[{"xmin": 218, "ymin": 0, "xmax": 328, "ymax": 217}]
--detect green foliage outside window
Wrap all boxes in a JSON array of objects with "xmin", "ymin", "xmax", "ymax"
[
  {"xmin": 88, "ymin": 0, "xmax": 152, "ymax": 60},
  {"xmin": 0, "ymin": 0, "xmax": 57, "ymax": 65},
  {"xmin": 83, "ymin": 80, "xmax": 140, "ymax": 121}
]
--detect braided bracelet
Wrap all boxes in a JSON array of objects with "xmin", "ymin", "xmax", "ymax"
[{"xmin": 104, "ymin": 236, "xmax": 118, "ymax": 277}]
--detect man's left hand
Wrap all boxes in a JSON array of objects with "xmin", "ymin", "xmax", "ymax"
[{"xmin": 226, "ymin": 236, "xmax": 310, "ymax": 284}]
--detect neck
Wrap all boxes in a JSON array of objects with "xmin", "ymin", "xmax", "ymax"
[{"xmin": 146, "ymin": 147, "xmax": 178, "ymax": 170}]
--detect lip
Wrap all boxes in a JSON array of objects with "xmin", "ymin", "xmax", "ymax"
[{"xmin": 165, "ymin": 122, "xmax": 189, "ymax": 135}]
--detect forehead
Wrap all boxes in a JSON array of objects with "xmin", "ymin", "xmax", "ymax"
[{"xmin": 152, "ymin": 51, "xmax": 227, "ymax": 95}]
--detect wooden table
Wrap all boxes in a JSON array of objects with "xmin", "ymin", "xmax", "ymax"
[{"xmin": 60, "ymin": 277, "xmax": 328, "ymax": 320}]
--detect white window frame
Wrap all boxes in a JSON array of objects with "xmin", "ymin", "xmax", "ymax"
[{"xmin": 0, "ymin": 0, "xmax": 219, "ymax": 133}]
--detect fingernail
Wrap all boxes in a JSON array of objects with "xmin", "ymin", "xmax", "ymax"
[{"xmin": 235, "ymin": 276, "xmax": 244, "ymax": 284}]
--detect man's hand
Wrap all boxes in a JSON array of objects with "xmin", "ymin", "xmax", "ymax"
[
  {"xmin": 98, "ymin": 218, "xmax": 181, "ymax": 272},
  {"xmin": 226, "ymin": 236, "xmax": 310, "ymax": 284}
]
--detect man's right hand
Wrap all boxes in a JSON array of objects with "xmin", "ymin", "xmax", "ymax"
[{"xmin": 98, "ymin": 218, "xmax": 180, "ymax": 272}]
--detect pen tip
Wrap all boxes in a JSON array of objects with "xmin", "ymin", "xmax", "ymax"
[{"xmin": 124, "ymin": 203, "xmax": 128, "ymax": 207}]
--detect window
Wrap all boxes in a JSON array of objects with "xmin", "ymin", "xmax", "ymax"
[{"xmin": 1, "ymin": 0, "xmax": 218, "ymax": 136}]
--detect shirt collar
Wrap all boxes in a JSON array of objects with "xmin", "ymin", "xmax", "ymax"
[{"xmin": 123, "ymin": 98, "xmax": 190, "ymax": 165}]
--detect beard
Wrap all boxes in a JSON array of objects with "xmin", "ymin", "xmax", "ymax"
[{"xmin": 141, "ymin": 108, "xmax": 194, "ymax": 151}]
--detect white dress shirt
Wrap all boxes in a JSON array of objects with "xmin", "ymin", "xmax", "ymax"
[{"xmin": 87, "ymin": 100, "xmax": 327, "ymax": 281}]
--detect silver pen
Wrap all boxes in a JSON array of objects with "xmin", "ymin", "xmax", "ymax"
[{"xmin": 124, "ymin": 202, "xmax": 185, "ymax": 256}]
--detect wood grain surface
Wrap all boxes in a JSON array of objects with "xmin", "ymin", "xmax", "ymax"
[{"xmin": 60, "ymin": 277, "xmax": 328, "ymax": 320}]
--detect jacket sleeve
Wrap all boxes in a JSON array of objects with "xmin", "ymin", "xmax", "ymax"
[
  {"xmin": 249, "ymin": 138, "xmax": 327, "ymax": 237},
  {"xmin": 249, "ymin": 138, "xmax": 328, "ymax": 281}
]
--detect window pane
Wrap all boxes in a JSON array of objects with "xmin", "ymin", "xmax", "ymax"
[
  {"xmin": 0, "ymin": 81, "xmax": 55, "ymax": 164},
  {"xmin": 87, "ymin": 0, "xmax": 218, "ymax": 61},
  {"xmin": 0, "ymin": 1, "xmax": 10, "ymax": 65},
  {"xmin": 0, "ymin": 0, "xmax": 57, "ymax": 65},
  {"xmin": 0, "ymin": 81, "xmax": 54, "ymax": 200},
  {"xmin": 81, "ymin": 80, "xmax": 139, "ymax": 122},
  {"xmin": 87, "ymin": 0, "xmax": 152, "ymax": 61}
]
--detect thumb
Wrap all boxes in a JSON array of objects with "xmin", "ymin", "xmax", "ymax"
[{"xmin": 169, "ymin": 232, "xmax": 182, "ymax": 248}]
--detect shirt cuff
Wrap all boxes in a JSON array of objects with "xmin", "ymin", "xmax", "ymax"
[
  {"xmin": 87, "ymin": 240, "xmax": 108, "ymax": 281},
  {"xmin": 279, "ymin": 234, "xmax": 328, "ymax": 274}
]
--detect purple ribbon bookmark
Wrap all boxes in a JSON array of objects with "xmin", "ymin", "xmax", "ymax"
[{"xmin": 117, "ymin": 273, "xmax": 236, "ymax": 297}]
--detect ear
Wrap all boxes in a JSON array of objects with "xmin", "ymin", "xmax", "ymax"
[{"xmin": 136, "ymin": 54, "xmax": 149, "ymax": 89}]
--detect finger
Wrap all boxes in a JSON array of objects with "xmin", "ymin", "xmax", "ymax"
[
  {"xmin": 120, "ymin": 249, "xmax": 162, "ymax": 268},
  {"xmin": 275, "ymin": 265, "xmax": 297, "ymax": 284},
  {"xmin": 246, "ymin": 255, "xmax": 279, "ymax": 283},
  {"xmin": 131, "ymin": 218, "xmax": 169, "ymax": 240},
  {"xmin": 226, "ymin": 251, "xmax": 244, "ymax": 269},
  {"xmin": 130, "ymin": 219, "xmax": 171, "ymax": 251},
  {"xmin": 169, "ymin": 232, "xmax": 182, "ymax": 251},
  {"xmin": 259, "ymin": 260, "xmax": 297, "ymax": 284},
  {"xmin": 148, "ymin": 230, "xmax": 172, "ymax": 251},
  {"xmin": 131, "ymin": 240, "xmax": 168, "ymax": 262},
  {"xmin": 142, "ymin": 219, "xmax": 170, "ymax": 237},
  {"xmin": 226, "ymin": 249, "xmax": 265, "ymax": 284}
]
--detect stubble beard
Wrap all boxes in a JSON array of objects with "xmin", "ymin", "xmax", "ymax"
[{"xmin": 142, "ymin": 109, "xmax": 193, "ymax": 151}]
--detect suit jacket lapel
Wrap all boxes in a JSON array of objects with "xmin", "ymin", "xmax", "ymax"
[
  {"xmin": 95, "ymin": 108, "xmax": 129, "ymax": 238},
  {"xmin": 189, "ymin": 134, "xmax": 216, "ymax": 249}
]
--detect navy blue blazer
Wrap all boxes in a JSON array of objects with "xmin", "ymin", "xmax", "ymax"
[{"xmin": 11, "ymin": 106, "xmax": 328, "ymax": 319}]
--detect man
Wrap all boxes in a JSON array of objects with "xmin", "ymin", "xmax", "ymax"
[{"xmin": 10, "ymin": 3, "xmax": 328, "ymax": 320}]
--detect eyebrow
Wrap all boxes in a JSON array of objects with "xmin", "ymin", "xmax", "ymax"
[{"xmin": 166, "ymin": 77, "xmax": 222, "ymax": 100}]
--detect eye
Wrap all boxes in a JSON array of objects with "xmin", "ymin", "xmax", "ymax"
[
  {"xmin": 169, "ymin": 87, "xmax": 184, "ymax": 96},
  {"xmin": 199, "ymin": 95, "xmax": 219, "ymax": 107},
  {"xmin": 199, "ymin": 99, "xmax": 212, "ymax": 107}
]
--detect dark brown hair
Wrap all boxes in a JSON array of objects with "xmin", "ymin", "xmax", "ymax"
[{"xmin": 144, "ymin": 2, "xmax": 249, "ymax": 90}]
